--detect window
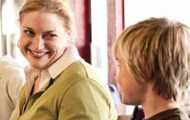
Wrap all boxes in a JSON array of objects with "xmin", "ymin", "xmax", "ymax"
[{"xmin": 124, "ymin": 0, "xmax": 190, "ymax": 27}]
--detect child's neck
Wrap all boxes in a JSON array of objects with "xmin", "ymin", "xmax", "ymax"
[{"xmin": 142, "ymin": 85, "xmax": 179, "ymax": 119}]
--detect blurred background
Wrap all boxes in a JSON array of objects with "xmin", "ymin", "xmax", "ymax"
[{"xmin": 1, "ymin": 0, "xmax": 190, "ymax": 119}]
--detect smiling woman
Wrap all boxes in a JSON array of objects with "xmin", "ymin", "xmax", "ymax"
[{"xmin": 9, "ymin": 0, "xmax": 117, "ymax": 120}]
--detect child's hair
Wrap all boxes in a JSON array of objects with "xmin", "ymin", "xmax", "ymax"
[{"xmin": 113, "ymin": 17, "xmax": 190, "ymax": 100}]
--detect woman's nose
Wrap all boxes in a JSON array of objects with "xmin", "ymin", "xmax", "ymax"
[{"xmin": 30, "ymin": 36, "xmax": 45, "ymax": 50}]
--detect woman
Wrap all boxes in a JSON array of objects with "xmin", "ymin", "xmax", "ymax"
[{"xmin": 10, "ymin": 0, "xmax": 117, "ymax": 119}]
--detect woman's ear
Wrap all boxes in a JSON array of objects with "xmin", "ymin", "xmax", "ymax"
[{"xmin": 67, "ymin": 31, "xmax": 76, "ymax": 44}]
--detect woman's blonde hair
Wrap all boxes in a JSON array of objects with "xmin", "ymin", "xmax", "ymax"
[
  {"xmin": 113, "ymin": 17, "xmax": 190, "ymax": 100},
  {"xmin": 19, "ymin": 0, "xmax": 76, "ymax": 42}
]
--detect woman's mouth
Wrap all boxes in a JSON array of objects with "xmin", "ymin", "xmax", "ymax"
[
  {"xmin": 32, "ymin": 52, "xmax": 46, "ymax": 57},
  {"xmin": 28, "ymin": 49, "xmax": 48, "ymax": 58}
]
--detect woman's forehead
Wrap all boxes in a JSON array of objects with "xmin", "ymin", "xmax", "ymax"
[{"xmin": 21, "ymin": 11, "xmax": 64, "ymax": 32}]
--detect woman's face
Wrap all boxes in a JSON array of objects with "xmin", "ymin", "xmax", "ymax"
[{"xmin": 19, "ymin": 11, "xmax": 71, "ymax": 69}]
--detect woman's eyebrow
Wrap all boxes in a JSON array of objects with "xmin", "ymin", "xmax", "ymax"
[
  {"xmin": 23, "ymin": 26, "xmax": 34, "ymax": 31},
  {"xmin": 44, "ymin": 30, "xmax": 56, "ymax": 33}
]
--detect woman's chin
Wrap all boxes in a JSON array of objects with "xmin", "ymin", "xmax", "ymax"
[{"xmin": 30, "ymin": 62, "xmax": 49, "ymax": 70}]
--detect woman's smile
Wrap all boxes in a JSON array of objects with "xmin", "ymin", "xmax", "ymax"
[{"xmin": 28, "ymin": 48, "xmax": 49, "ymax": 58}]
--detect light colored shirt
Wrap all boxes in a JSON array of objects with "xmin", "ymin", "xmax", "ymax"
[{"xmin": 0, "ymin": 56, "xmax": 25, "ymax": 120}]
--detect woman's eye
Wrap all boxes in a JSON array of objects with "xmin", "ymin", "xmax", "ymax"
[
  {"xmin": 23, "ymin": 29, "xmax": 35, "ymax": 37},
  {"xmin": 49, "ymin": 34, "xmax": 57, "ymax": 38},
  {"xmin": 43, "ymin": 33, "xmax": 57, "ymax": 40}
]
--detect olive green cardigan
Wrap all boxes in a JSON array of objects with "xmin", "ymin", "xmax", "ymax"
[{"xmin": 10, "ymin": 61, "xmax": 117, "ymax": 120}]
